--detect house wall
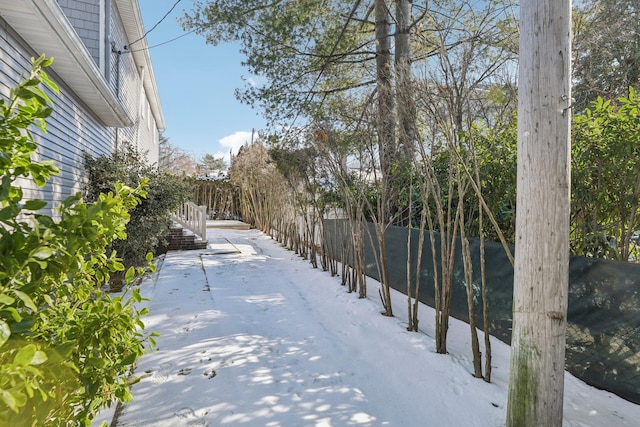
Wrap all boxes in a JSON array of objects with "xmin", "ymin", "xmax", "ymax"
[
  {"xmin": 134, "ymin": 84, "xmax": 160, "ymax": 165},
  {"xmin": 0, "ymin": 16, "xmax": 114, "ymax": 215},
  {"xmin": 108, "ymin": 0, "xmax": 159, "ymax": 164},
  {"xmin": 56, "ymin": 0, "xmax": 101, "ymax": 65},
  {"xmin": 0, "ymin": 0, "xmax": 161, "ymax": 216},
  {"xmin": 19, "ymin": 0, "xmax": 161, "ymax": 163}
]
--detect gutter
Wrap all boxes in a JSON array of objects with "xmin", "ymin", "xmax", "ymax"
[{"xmin": 0, "ymin": 0, "xmax": 134, "ymax": 127}]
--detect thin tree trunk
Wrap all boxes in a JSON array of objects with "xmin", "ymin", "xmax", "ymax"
[
  {"xmin": 394, "ymin": 0, "xmax": 417, "ymax": 227},
  {"xmin": 475, "ymin": 156, "xmax": 492, "ymax": 383},
  {"xmin": 506, "ymin": 0, "xmax": 572, "ymax": 425},
  {"xmin": 355, "ymin": 205, "xmax": 367, "ymax": 298},
  {"xmin": 406, "ymin": 177, "xmax": 414, "ymax": 327},
  {"xmin": 395, "ymin": 0, "xmax": 416, "ymax": 159},
  {"xmin": 408, "ymin": 196, "xmax": 427, "ymax": 332},
  {"xmin": 375, "ymin": 0, "xmax": 395, "ymax": 317},
  {"xmin": 416, "ymin": 146, "xmax": 455, "ymax": 354},
  {"xmin": 458, "ymin": 167, "xmax": 482, "ymax": 378},
  {"xmin": 377, "ymin": 221, "xmax": 393, "ymax": 316}
]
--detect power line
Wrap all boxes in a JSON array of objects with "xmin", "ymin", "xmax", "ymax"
[
  {"xmin": 128, "ymin": 0, "xmax": 183, "ymax": 48},
  {"xmin": 126, "ymin": 29, "xmax": 197, "ymax": 53}
]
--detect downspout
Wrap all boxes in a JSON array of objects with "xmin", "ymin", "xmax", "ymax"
[
  {"xmin": 136, "ymin": 65, "xmax": 146, "ymax": 148},
  {"xmin": 113, "ymin": 46, "xmax": 121, "ymax": 153}
]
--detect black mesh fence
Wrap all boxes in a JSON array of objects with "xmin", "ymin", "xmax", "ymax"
[{"xmin": 323, "ymin": 219, "xmax": 640, "ymax": 404}]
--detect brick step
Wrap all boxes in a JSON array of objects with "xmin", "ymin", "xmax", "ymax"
[{"xmin": 164, "ymin": 226, "xmax": 207, "ymax": 251}]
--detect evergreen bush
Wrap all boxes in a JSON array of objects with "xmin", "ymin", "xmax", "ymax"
[
  {"xmin": 84, "ymin": 146, "xmax": 194, "ymax": 279},
  {"xmin": 0, "ymin": 55, "xmax": 157, "ymax": 426}
]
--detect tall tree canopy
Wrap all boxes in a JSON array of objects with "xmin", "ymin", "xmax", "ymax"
[
  {"xmin": 573, "ymin": 0, "xmax": 640, "ymax": 110},
  {"xmin": 182, "ymin": 0, "xmax": 373, "ymax": 126}
]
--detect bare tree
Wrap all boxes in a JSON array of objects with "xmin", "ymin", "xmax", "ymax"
[
  {"xmin": 158, "ymin": 134, "xmax": 198, "ymax": 175},
  {"xmin": 230, "ymin": 142, "xmax": 289, "ymax": 235},
  {"xmin": 410, "ymin": 0, "xmax": 517, "ymax": 359}
]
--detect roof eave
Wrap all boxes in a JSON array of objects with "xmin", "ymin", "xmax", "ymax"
[{"xmin": 0, "ymin": 0, "xmax": 133, "ymax": 128}]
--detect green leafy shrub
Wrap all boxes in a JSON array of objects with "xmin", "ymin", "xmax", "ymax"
[
  {"xmin": 572, "ymin": 88, "xmax": 640, "ymax": 261},
  {"xmin": 84, "ymin": 146, "xmax": 194, "ymax": 276},
  {"xmin": 0, "ymin": 55, "xmax": 156, "ymax": 426}
]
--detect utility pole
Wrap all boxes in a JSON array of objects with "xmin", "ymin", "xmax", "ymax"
[{"xmin": 506, "ymin": 0, "xmax": 572, "ymax": 426}]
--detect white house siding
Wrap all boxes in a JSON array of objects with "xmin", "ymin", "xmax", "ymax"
[
  {"xmin": 109, "ymin": 0, "xmax": 136, "ymax": 117},
  {"xmin": 0, "ymin": 16, "xmax": 114, "ymax": 215},
  {"xmin": 108, "ymin": 0, "xmax": 159, "ymax": 164},
  {"xmin": 0, "ymin": 0, "xmax": 163, "ymax": 216},
  {"xmin": 134, "ymin": 86, "xmax": 160, "ymax": 165},
  {"xmin": 56, "ymin": 0, "xmax": 101, "ymax": 65}
]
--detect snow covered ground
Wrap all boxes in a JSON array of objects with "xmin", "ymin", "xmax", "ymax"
[{"xmin": 97, "ymin": 228, "xmax": 639, "ymax": 426}]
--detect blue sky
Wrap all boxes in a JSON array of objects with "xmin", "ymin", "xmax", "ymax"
[{"xmin": 139, "ymin": 0, "xmax": 266, "ymax": 164}]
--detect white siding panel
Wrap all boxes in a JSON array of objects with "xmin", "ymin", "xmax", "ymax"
[
  {"xmin": 109, "ymin": 0, "xmax": 157, "ymax": 162},
  {"xmin": 0, "ymin": 16, "xmax": 114, "ymax": 216},
  {"xmin": 57, "ymin": 0, "xmax": 101, "ymax": 65},
  {"xmin": 0, "ymin": 1, "xmax": 161, "ymax": 217}
]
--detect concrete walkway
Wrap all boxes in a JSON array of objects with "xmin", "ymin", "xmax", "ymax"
[
  {"xmin": 92, "ymin": 226, "xmax": 508, "ymax": 427},
  {"xmin": 92, "ymin": 227, "xmax": 248, "ymax": 426},
  {"xmin": 92, "ymin": 226, "xmax": 640, "ymax": 427}
]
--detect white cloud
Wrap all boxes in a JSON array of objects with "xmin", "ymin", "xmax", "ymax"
[
  {"xmin": 217, "ymin": 131, "xmax": 255, "ymax": 164},
  {"xmin": 219, "ymin": 131, "xmax": 253, "ymax": 152}
]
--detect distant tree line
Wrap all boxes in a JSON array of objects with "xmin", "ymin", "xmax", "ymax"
[{"xmin": 158, "ymin": 134, "xmax": 227, "ymax": 177}]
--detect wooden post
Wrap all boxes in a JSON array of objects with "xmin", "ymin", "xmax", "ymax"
[{"xmin": 506, "ymin": 0, "xmax": 572, "ymax": 425}]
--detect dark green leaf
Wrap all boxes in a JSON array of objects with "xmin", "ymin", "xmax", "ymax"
[
  {"xmin": 23, "ymin": 199, "xmax": 47, "ymax": 210},
  {"xmin": 13, "ymin": 290, "xmax": 37, "ymax": 312},
  {"xmin": 121, "ymin": 352, "xmax": 137, "ymax": 366}
]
